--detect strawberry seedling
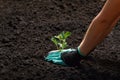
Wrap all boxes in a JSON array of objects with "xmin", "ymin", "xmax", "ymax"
[{"xmin": 51, "ymin": 31, "xmax": 71, "ymax": 51}]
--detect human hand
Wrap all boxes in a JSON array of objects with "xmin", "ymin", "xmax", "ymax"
[{"xmin": 45, "ymin": 48, "xmax": 85, "ymax": 66}]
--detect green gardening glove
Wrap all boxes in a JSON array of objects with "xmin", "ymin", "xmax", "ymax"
[{"xmin": 45, "ymin": 48, "xmax": 85, "ymax": 66}]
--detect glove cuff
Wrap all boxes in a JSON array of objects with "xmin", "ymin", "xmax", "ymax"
[{"xmin": 77, "ymin": 46, "xmax": 86, "ymax": 57}]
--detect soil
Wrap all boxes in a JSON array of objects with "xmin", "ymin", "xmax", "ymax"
[{"xmin": 0, "ymin": 0, "xmax": 120, "ymax": 80}]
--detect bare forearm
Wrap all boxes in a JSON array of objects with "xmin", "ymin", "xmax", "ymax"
[
  {"xmin": 79, "ymin": 0, "xmax": 120, "ymax": 55},
  {"xmin": 79, "ymin": 17, "xmax": 119, "ymax": 55}
]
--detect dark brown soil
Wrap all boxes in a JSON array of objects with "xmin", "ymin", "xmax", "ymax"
[{"xmin": 0, "ymin": 0, "xmax": 120, "ymax": 80}]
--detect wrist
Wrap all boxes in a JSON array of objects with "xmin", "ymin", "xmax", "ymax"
[{"xmin": 77, "ymin": 46, "xmax": 87, "ymax": 57}]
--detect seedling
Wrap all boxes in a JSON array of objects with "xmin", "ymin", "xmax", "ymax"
[{"xmin": 51, "ymin": 31, "xmax": 71, "ymax": 51}]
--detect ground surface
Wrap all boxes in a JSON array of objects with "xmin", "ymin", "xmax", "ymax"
[{"xmin": 0, "ymin": 0, "xmax": 120, "ymax": 80}]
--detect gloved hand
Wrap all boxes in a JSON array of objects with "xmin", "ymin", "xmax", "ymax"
[{"xmin": 45, "ymin": 47, "xmax": 86, "ymax": 66}]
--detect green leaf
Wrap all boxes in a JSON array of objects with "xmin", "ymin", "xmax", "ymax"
[
  {"xmin": 58, "ymin": 33, "xmax": 64, "ymax": 39},
  {"xmin": 62, "ymin": 42, "xmax": 68, "ymax": 49},
  {"xmin": 64, "ymin": 31, "xmax": 71, "ymax": 39},
  {"xmin": 51, "ymin": 37, "xmax": 60, "ymax": 45},
  {"xmin": 58, "ymin": 43, "xmax": 63, "ymax": 49},
  {"xmin": 61, "ymin": 31, "xmax": 65, "ymax": 39}
]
